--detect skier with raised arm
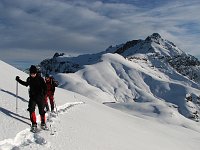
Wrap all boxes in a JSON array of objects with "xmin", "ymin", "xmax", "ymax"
[{"xmin": 16, "ymin": 65, "xmax": 47, "ymax": 132}]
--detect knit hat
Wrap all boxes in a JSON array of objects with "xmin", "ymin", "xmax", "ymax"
[{"xmin": 29, "ymin": 65, "xmax": 37, "ymax": 74}]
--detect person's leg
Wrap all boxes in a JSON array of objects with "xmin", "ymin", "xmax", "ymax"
[
  {"xmin": 28, "ymin": 100, "xmax": 37, "ymax": 126},
  {"xmin": 44, "ymin": 94, "xmax": 49, "ymax": 112},
  {"xmin": 37, "ymin": 99, "xmax": 46, "ymax": 124},
  {"xmin": 49, "ymin": 94, "xmax": 54, "ymax": 111},
  {"xmin": 37, "ymin": 99, "xmax": 49, "ymax": 129}
]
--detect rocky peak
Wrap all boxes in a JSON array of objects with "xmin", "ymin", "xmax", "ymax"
[
  {"xmin": 151, "ymin": 33, "xmax": 162, "ymax": 39},
  {"xmin": 114, "ymin": 33, "xmax": 182, "ymax": 57},
  {"xmin": 145, "ymin": 33, "xmax": 162, "ymax": 44}
]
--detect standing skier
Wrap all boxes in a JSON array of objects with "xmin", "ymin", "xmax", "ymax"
[
  {"xmin": 44, "ymin": 74, "xmax": 58, "ymax": 113},
  {"xmin": 16, "ymin": 65, "xmax": 47, "ymax": 132}
]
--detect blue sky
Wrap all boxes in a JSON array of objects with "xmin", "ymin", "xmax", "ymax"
[{"xmin": 1, "ymin": 0, "xmax": 200, "ymax": 69}]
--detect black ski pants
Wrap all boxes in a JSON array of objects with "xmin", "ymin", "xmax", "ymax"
[{"xmin": 28, "ymin": 96, "xmax": 45, "ymax": 125}]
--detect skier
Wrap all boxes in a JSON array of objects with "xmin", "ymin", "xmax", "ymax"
[
  {"xmin": 44, "ymin": 74, "xmax": 59, "ymax": 113},
  {"xmin": 16, "ymin": 65, "xmax": 47, "ymax": 132}
]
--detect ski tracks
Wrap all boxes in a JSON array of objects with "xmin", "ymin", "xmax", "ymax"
[{"xmin": 0, "ymin": 102, "xmax": 84, "ymax": 150}]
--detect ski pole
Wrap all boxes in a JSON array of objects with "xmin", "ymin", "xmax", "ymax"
[
  {"xmin": 54, "ymin": 99, "xmax": 58, "ymax": 116},
  {"xmin": 16, "ymin": 81, "xmax": 18, "ymax": 113}
]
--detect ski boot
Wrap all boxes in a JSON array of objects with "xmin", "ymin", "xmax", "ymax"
[
  {"xmin": 30, "ymin": 124, "xmax": 37, "ymax": 133},
  {"xmin": 41, "ymin": 123, "xmax": 49, "ymax": 130}
]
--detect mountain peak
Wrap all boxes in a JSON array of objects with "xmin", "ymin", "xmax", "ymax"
[
  {"xmin": 145, "ymin": 33, "xmax": 162, "ymax": 43},
  {"xmin": 151, "ymin": 33, "xmax": 162, "ymax": 39},
  {"xmin": 113, "ymin": 33, "xmax": 186, "ymax": 57}
]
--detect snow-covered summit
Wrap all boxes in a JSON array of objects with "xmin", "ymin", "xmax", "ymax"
[
  {"xmin": 40, "ymin": 33, "xmax": 185, "ymax": 74},
  {"xmin": 115, "ymin": 33, "xmax": 185, "ymax": 57}
]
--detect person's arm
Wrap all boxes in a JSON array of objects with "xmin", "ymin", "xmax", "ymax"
[{"xmin": 16, "ymin": 76, "xmax": 29, "ymax": 87}]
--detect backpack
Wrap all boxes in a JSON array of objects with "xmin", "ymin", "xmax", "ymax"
[
  {"xmin": 45, "ymin": 76, "xmax": 59, "ymax": 93},
  {"xmin": 51, "ymin": 77, "xmax": 59, "ymax": 87}
]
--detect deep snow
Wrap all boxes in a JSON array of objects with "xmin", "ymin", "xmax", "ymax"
[{"xmin": 1, "ymin": 59, "xmax": 200, "ymax": 150}]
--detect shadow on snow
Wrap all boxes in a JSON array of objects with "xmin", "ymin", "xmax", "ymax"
[
  {"xmin": 0, "ymin": 107, "xmax": 30, "ymax": 126},
  {"xmin": 0, "ymin": 88, "xmax": 28, "ymax": 103}
]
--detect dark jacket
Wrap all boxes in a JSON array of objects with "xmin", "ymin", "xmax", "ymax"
[{"xmin": 17, "ymin": 75, "xmax": 47, "ymax": 101}]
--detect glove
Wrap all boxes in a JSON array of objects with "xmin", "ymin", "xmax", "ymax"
[{"xmin": 16, "ymin": 76, "xmax": 20, "ymax": 82}]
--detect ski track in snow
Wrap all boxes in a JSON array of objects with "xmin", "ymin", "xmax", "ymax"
[{"xmin": 0, "ymin": 102, "xmax": 84, "ymax": 150}]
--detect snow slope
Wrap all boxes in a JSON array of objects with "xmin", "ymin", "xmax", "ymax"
[
  {"xmin": 1, "ymin": 60, "xmax": 200, "ymax": 150},
  {"xmin": 56, "ymin": 53, "xmax": 200, "ymax": 123}
]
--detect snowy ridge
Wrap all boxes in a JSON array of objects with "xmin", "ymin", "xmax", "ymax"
[{"xmin": 55, "ymin": 53, "xmax": 200, "ymax": 122}]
